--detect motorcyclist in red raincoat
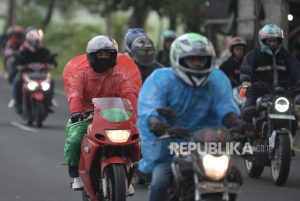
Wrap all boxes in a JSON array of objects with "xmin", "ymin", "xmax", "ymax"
[{"xmin": 63, "ymin": 35, "xmax": 141, "ymax": 193}]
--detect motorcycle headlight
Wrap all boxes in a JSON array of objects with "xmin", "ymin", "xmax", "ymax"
[
  {"xmin": 105, "ymin": 129, "xmax": 131, "ymax": 143},
  {"xmin": 41, "ymin": 81, "xmax": 51, "ymax": 91},
  {"xmin": 202, "ymin": 154, "xmax": 229, "ymax": 181},
  {"xmin": 27, "ymin": 81, "xmax": 38, "ymax": 91},
  {"xmin": 274, "ymin": 97, "xmax": 289, "ymax": 113}
]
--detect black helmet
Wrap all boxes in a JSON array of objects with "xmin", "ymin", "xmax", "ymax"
[
  {"xmin": 86, "ymin": 35, "xmax": 118, "ymax": 73},
  {"xmin": 131, "ymin": 35, "xmax": 156, "ymax": 66},
  {"xmin": 124, "ymin": 28, "xmax": 146, "ymax": 55}
]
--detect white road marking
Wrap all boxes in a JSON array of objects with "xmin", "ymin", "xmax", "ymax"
[{"xmin": 11, "ymin": 121, "xmax": 37, "ymax": 133}]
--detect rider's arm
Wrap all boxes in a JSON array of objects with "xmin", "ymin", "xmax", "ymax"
[
  {"xmin": 67, "ymin": 73, "xmax": 85, "ymax": 115},
  {"xmin": 240, "ymin": 50, "xmax": 257, "ymax": 83}
]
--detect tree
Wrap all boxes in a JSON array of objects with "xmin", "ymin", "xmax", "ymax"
[{"xmin": 7, "ymin": 0, "xmax": 16, "ymax": 28}]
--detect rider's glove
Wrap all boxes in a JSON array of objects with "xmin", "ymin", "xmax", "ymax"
[
  {"xmin": 223, "ymin": 112, "xmax": 254, "ymax": 138},
  {"xmin": 70, "ymin": 112, "xmax": 84, "ymax": 123},
  {"xmin": 166, "ymin": 127, "xmax": 189, "ymax": 137},
  {"xmin": 148, "ymin": 117, "xmax": 169, "ymax": 137}
]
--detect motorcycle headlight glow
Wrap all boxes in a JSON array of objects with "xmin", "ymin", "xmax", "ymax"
[
  {"xmin": 41, "ymin": 81, "xmax": 50, "ymax": 91},
  {"xmin": 202, "ymin": 154, "xmax": 229, "ymax": 181},
  {"xmin": 27, "ymin": 81, "xmax": 38, "ymax": 91},
  {"xmin": 274, "ymin": 97, "xmax": 289, "ymax": 113},
  {"xmin": 105, "ymin": 129, "xmax": 131, "ymax": 143}
]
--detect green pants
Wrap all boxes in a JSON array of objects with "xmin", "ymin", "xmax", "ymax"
[{"xmin": 64, "ymin": 120, "xmax": 89, "ymax": 166}]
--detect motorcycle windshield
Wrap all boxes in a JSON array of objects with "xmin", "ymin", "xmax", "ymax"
[{"xmin": 92, "ymin": 97, "xmax": 132, "ymax": 122}]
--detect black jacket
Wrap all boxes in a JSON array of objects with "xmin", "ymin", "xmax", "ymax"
[
  {"xmin": 219, "ymin": 56, "xmax": 242, "ymax": 87},
  {"xmin": 138, "ymin": 61, "xmax": 163, "ymax": 82},
  {"xmin": 157, "ymin": 49, "xmax": 171, "ymax": 67},
  {"xmin": 15, "ymin": 47, "xmax": 56, "ymax": 67},
  {"xmin": 240, "ymin": 48, "xmax": 300, "ymax": 96}
]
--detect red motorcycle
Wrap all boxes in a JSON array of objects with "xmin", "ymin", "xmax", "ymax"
[
  {"xmin": 79, "ymin": 97, "xmax": 140, "ymax": 201},
  {"xmin": 21, "ymin": 62, "xmax": 53, "ymax": 127}
]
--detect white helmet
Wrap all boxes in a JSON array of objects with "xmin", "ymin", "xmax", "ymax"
[{"xmin": 170, "ymin": 33, "xmax": 216, "ymax": 87}]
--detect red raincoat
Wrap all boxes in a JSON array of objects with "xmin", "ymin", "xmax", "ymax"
[{"xmin": 62, "ymin": 53, "xmax": 141, "ymax": 114}]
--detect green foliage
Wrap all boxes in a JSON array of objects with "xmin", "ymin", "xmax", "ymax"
[
  {"xmin": 15, "ymin": 3, "xmax": 44, "ymax": 28},
  {"xmin": 44, "ymin": 22, "xmax": 103, "ymax": 77},
  {"xmin": 110, "ymin": 12, "xmax": 130, "ymax": 46}
]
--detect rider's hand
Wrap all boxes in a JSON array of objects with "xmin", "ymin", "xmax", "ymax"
[
  {"xmin": 166, "ymin": 127, "xmax": 189, "ymax": 137},
  {"xmin": 70, "ymin": 112, "xmax": 84, "ymax": 123},
  {"xmin": 148, "ymin": 117, "xmax": 169, "ymax": 137},
  {"xmin": 241, "ymin": 81, "xmax": 251, "ymax": 88},
  {"xmin": 223, "ymin": 112, "xmax": 254, "ymax": 138}
]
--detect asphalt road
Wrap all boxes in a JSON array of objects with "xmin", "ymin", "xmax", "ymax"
[{"xmin": 0, "ymin": 76, "xmax": 299, "ymax": 201}]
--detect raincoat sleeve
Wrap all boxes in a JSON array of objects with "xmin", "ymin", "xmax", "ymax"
[
  {"xmin": 138, "ymin": 70, "xmax": 169, "ymax": 124},
  {"xmin": 137, "ymin": 70, "xmax": 183, "ymax": 173},
  {"xmin": 116, "ymin": 53, "xmax": 142, "ymax": 95},
  {"xmin": 62, "ymin": 55, "xmax": 86, "ymax": 114},
  {"xmin": 211, "ymin": 69, "xmax": 240, "ymax": 120}
]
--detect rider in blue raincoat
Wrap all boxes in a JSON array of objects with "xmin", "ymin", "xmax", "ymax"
[{"xmin": 137, "ymin": 33, "xmax": 245, "ymax": 201}]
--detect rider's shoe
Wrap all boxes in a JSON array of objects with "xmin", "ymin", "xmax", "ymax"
[
  {"xmin": 71, "ymin": 177, "xmax": 83, "ymax": 191},
  {"xmin": 127, "ymin": 184, "xmax": 135, "ymax": 196},
  {"xmin": 8, "ymin": 98, "xmax": 16, "ymax": 108}
]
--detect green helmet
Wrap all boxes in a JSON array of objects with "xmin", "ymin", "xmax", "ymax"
[
  {"xmin": 170, "ymin": 33, "xmax": 216, "ymax": 87},
  {"xmin": 258, "ymin": 24, "xmax": 283, "ymax": 55}
]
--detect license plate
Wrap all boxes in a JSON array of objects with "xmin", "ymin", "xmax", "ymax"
[{"xmin": 197, "ymin": 182, "xmax": 239, "ymax": 192}]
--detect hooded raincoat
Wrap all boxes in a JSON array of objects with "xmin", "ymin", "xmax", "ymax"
[
  {"xmin": 62, "ymin": 53, "xmax": 141, "ymax": 114},
  {"xmin": 137, "ymin": 68, "xmax": 240, "ymax": 173},
  {"xmin": 63, "ymin": 53, "xmax": 141, "ymax": 165}
]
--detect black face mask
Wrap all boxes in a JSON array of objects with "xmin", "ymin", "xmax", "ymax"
[
  {"xmin": 88, "ymin": 53, "xmax": 117, "ymax": 73},
  {"xmin": 92, "ymin": 58, "xmax": 115, "ymax": 73}
]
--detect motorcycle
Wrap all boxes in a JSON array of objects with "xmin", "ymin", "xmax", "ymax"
[
  {"xmin": 79, "ymin": 97, "xmax": 140, "ymax": 201},
  {"xmin": 243, "ymin": 82, "xmax": 297, "ymax": 186},
  {"xmin": 21, "ymin": 58, "xmax": 55, "ymax": 127},
  {"xmin": 156, "ymin": 107, "xmax": 243, "ymax": 201}
]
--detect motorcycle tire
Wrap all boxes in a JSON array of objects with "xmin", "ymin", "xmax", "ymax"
[
  {"xmin": 102, "ymin": 164, "xmax": 126, "ymax": 201},
  {"xmin": 271, "ymin": 135, "xmax": 291, "ymax": 186},
  {"xmin": 244, "ymin": 159, "xmax": 264, "ymax": 178},
  {"xmin": 33, "ymin": 101, "xmax": 45, "ymax": 127}
]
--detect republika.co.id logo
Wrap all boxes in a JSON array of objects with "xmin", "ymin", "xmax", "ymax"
[{"xmin": 169, "ymin": 142, "xmax": 273, "ymax": 155}]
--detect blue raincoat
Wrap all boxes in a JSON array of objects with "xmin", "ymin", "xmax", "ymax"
[{"xmin": 137, "ymin": 68, "xmax": 240, "ymax": 173}]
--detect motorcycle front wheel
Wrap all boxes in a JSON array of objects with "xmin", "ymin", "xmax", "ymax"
[
  {"xmin": 244, "ymin": 159, "xmax": 264, "ymax": 178},
  {"xmin": 33, "ymin": 101, "xmax": 45, "ymax": 127},
  {"xmin": 101, "ymin": 164, "xmax": 127, "ymax": 201},
  {"xmin": 271, "ymin": 135, "xmax": 291, "ymax": 186}
]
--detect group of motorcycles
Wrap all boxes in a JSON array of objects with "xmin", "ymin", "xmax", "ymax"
[
  {"xmin": 3, "ymin": 42, "xmax": 296, "ymax": 201},
  {"xmin": 4, "ymin": 51, "xmax": 56, "ymax": 127},
  {"xmin": 64, "ymin": 71, "xmax": 296, "ymax": 201},
  {"xmin": 71, "ymin": 78, "xmax": 297, "ymax": 201}
]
